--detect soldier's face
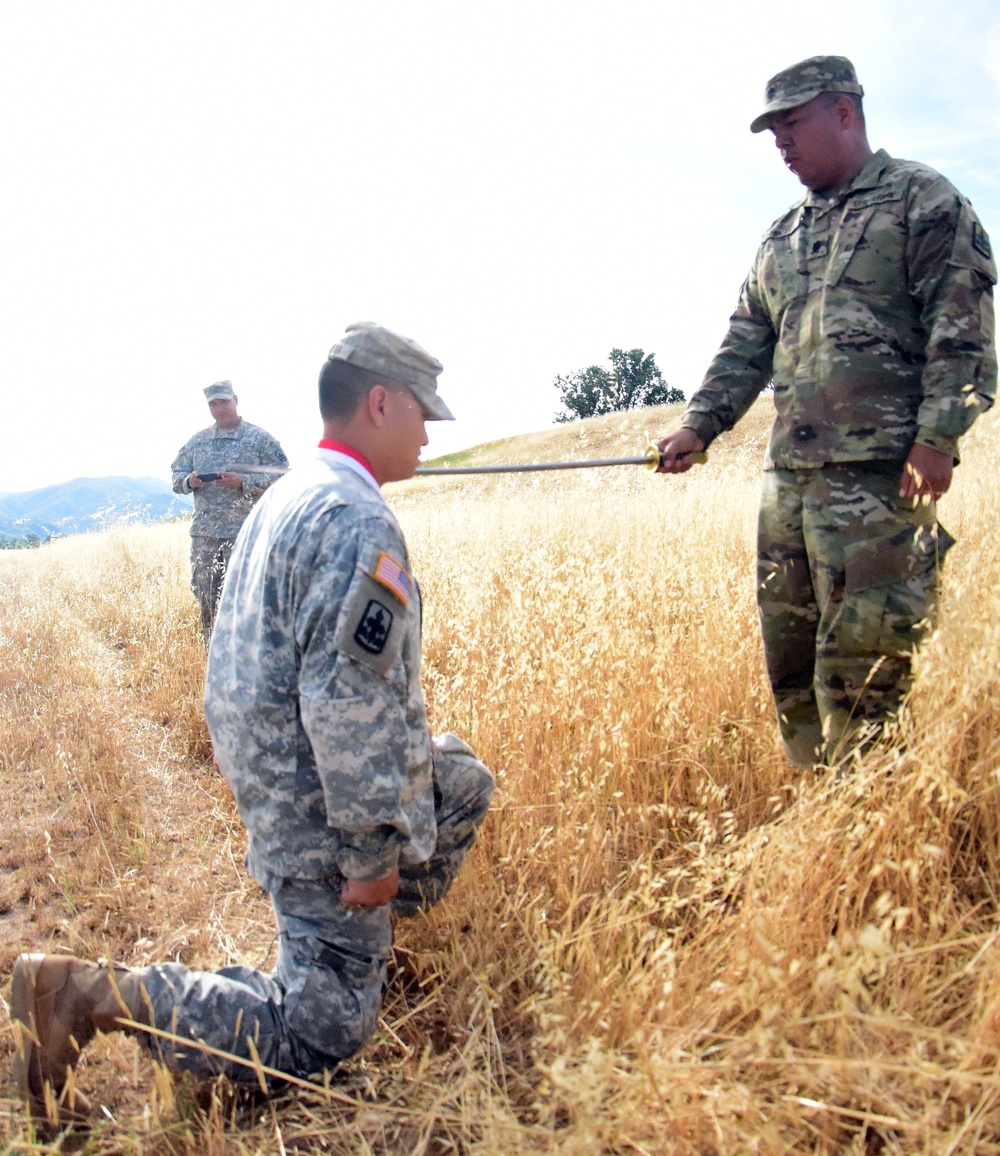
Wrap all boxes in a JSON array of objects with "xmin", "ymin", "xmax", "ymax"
[
  {"xmin": 209, "ymin": 396, "xmax": 240, "ymax": 429},
  {"xmin": 769, "ymin": 97, "xmax": 845, "ymax": 192},
  {"xmin": 381, "ymin": 387, "xmax": 429, "ymax": 482}
]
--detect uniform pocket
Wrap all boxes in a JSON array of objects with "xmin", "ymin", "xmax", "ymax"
[
  {"xmin": 281, "ymin": 935, "xmax": 385, "ymax": 1061},
  {"xmin": 758, "ymin": 220, "xmax": 808, "ymax": 313},
  {"xmin": 827, "ymin": 189, "xmax": 905, "ymax": 294},
  {"xmin": 839, "ymin": 522, "xmax": 954, "ymax": 656}
]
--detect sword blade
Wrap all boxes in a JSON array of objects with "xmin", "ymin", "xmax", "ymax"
[
  {"xmin": 414, "ymin": 455, "xmax": 653, "ymax": 476},
  {"xmin": 224, "ymin": 465, "xmax": 290, "ymax": 475},
  {"xmin": 221, "ymin": 447, "xmax": 704, "ymax": 479}
]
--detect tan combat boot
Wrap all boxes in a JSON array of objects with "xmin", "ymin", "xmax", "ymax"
[{"xmin": 10, "ymin": 953, "xmax": 146, "ymax": 1125}]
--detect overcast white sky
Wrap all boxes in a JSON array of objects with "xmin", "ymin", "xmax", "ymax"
[{"xmin": 2, "ymin": 0, "xmax": 998, "ymax": 494}]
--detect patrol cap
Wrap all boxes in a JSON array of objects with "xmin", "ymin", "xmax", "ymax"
[
  {"xmin": 327, "ymin": 321, "xmax": 454, "ymax": 421},
  {"xmin": 750, "ymin": 55, "xmax": 864, "ymax": 134},
  {"xmin": 204, "ymin": 380, "xmax": 236, "ymax": 401}
]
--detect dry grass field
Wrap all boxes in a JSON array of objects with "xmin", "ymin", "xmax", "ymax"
[{"xmin": 2, "ymin": 396, "xmax": 1000, "ymax": 1153}]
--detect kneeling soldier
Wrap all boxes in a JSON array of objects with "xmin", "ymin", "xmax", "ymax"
[{"xmin": 12, "ymin": 322, "xmax": 494, "ymax": 1123}]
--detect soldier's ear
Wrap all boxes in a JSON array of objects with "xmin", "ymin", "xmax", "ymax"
[
  {"xmin": 366, "ymin": 385, "xmax": 391, "ymax": 426},
  {"xmin": 834, "ymin": 95, "xmax": 857, "ymax": 130}
]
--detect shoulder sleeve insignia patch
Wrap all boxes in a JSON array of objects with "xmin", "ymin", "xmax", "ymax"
[
  {"xmin": 972, "ymin": 221, "xmax": 993, "ymax": 262},
  {"xmin": 353, "ymin": 599, "xmax": 394, "ymax": 655},
  {"xmin": 373, "ymin": 552, "xmax": 411, "ymax": 606},
  {"xmin": 334, "ymin": 554, "xmax": 409, "ymax": 677}
]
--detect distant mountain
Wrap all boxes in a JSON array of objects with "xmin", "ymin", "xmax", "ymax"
[{"xmin": 0, "ymin": 476, "xmax": 192, "ymax": 544}]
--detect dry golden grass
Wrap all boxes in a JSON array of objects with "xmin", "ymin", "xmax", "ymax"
[{"xmin": 3, "ymin": 397, "xmax": 1000, "ymax": 1152}]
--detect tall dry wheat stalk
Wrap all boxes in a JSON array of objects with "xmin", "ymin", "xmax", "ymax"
[{"xmin": 2, "ymin": 399, "xmax": 1000, "ymax": 1153}]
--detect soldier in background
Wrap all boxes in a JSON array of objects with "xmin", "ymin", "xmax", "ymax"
[
  {"xmin": 11, "ymin": 322, "xmax": 494, "ymax": 1123},
  {"xmin": 657, "ymin": 56, "xmax": 997, "ymax": 769},
  {"xmin": 171, "ymin": 381, "xmax": 288, "ymax": 638}
]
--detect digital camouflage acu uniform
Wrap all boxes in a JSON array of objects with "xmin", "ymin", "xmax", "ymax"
[
  {"xmin": 171, "ymin": 384, "xmax": 288, "ymax": 638},
  {"xmin": 9, "ymin": 327, "xmax": 491, "ymax": 1119},
  {"xmin": 136, "ymin": 350, "xmax": 492, "ymax": 1082},
  {"xmin": 682, "ymin": 59, "xmax": 997, "ymax": 767}
]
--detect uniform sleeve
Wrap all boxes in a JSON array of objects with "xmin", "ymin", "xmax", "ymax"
[
  {"xmin": 295, "ymin": 514, "xmax": 417, "ymax": 882},
  {"xmin": 170, "ymin": 438, "xmax": 195, "ymax": 494},
  {"xmin": 908, "ymin": 181, "xmax": 997, "ymax": 458},
  {"xmin": 239, "ymin": 432, "xmax": 289, "ymax": 501},
  {"xmin": 682, "ymin": 254, "xmax": 778, "ymax": 448}
]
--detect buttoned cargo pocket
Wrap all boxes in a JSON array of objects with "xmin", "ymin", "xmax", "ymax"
[
  {"xmin": 838, "ymin": 522, "xmax": 954, "ymax": 658},
  {"xmin": 282, "ymin": 936, "xmax": 384, "ymax": 1061}
]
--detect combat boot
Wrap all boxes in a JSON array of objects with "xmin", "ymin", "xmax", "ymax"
[{"xmin": 10, "ymin": 952, "xmax": 146, "ymax": 1125}]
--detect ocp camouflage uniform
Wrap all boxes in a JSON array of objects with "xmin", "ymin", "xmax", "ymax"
[
  {"xmin": 133, "ymin": 453, "xmax": 493, "ymax": 1081},
  {"xmin": 682, "ymin": 149, "xmax": 997, "ymax": 766},
  {"xmin": 170, "ymin": 419, "xmax": 287, "ymax": 637}
]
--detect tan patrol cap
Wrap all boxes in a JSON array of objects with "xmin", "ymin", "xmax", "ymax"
[
  {"xmin": 204, "ymin": 380, "xmax": 235, "ymax": 401},
  {"xmin": 327, "ymin": 321, "xmax": 454, "ymax": 421},
  {"xmin": 750, "ymin": 55, "xmax": 864, "ymax": 134}
]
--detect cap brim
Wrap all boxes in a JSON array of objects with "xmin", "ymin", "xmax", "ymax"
[
  {"xmin": 409, "ymin": 384, "xmax": 455, "ymax": 421},
  {"xmin": 744, "ymin": 99, "xmax": 809, "ymax": 133},
  {"xmin": 750, "ymin": 92, "xmax": 820, "ymax": 133},
  {"xmin": 749, "ymin": 84, "xmax": 860, "ymax": 133}
]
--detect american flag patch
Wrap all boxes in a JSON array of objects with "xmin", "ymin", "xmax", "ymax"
[{"xmin": 374, "ymin": 552, "xmax": 411, "ymax": 606}]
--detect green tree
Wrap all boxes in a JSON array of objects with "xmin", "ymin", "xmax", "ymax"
[
  {"xmin": 0, "ymin": 532, "xmax": 44, "ymax": 550},
  {"xmin": 553, "ymin": 347, "xmax": 684, "ymax": 423}
]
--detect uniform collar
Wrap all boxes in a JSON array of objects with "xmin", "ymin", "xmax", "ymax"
[
  {"xmin": 803, "ymin": 148, "xmax": 892, "ymax": 209},
  {"xmin": 316, "ymin": 442, "xmax": 383, "ymax": 499},
  {"xmin": 213, "ymin": 417, "xmax": 243, "ymax": 438}
]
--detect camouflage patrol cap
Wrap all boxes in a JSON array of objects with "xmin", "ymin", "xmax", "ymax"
[
  {"xmin": 750, "ymin": 55, "xmax": 864, "ymax": 133},
  {"xmin": 204, "ymin": 380, "xmax": 236, "ymax": 401},
  {"xmin": 327, "ymin": 321, "xmax": 454, "ymax": 421}
]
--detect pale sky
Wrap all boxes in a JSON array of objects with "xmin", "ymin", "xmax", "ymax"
[{"xmin": 2, "ymin": 0, "xmax": 998, "ymax": 494}]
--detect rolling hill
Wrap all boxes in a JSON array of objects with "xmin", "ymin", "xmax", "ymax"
[{"xmin": 0, "ymin": 475, "xmax": 191, "ymax": 543}]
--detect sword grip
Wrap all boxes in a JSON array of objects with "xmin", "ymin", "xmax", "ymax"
[{"xmin": 643, "ymin": 443, "xmax": 708, "ymax": 470}]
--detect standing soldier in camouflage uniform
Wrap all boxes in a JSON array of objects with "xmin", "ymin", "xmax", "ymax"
[
  {"xmin": 657, "ymin": 57, "xmax": 997, "ymax": 769},
  {"xmin": 171, "ymin": 381, "xmax": 288, "ymax": 638},
  {"xmin": 11, "ymin": 322, "xmax": 494, "ymax": 1123}
]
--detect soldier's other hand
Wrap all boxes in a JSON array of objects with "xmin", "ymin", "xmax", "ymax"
[
  {"xmin": 341, "ymin": 868, "xmax": 400, "ymax": 908},
  {"xmin": 188, "ymin": 471, "xmax": 205, "ymax": 489},
  {"xmin": 217, "ymin": 472, "xmax": 244, "ymax": 490},
  {"xmin": 656, "ymin": 428, "xmax": 705, "ymax": 474},
  {"xmin": 899, "ymin": 444, "xmax": 953, "ymax": 504}
]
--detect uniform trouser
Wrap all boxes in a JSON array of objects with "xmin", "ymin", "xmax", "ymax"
[
  {"xmin": 133, "ymin": 736, "xmax": 494, "ymax": 1083},
  {"xmin": 190, "ymin": 536, "xmax": 235, "ymax": 639},
  {"xmin": 757, "ymin": 463, "xmax": 953, "ymax": 769}
]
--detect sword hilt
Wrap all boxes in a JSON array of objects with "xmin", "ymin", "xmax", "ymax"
[{"xmin": 643, "ymin": 441, "xmax": 708, "ymax": 470}]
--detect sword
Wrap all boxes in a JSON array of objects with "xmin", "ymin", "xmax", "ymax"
[
  {"xmin": 200, "ymin": 465, "xmax": 290, "ymax": 476},
  {"xmin": 213, "ymin": 443, "xmax": 708, "ymax": 480},
  {"xmin": 414, "ymin": 443, "xmax": 707, "ymax": 476}
]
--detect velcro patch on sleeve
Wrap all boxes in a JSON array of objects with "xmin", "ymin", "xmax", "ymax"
[
  {"xmin": 952, "ymin": 200, "xmax": 997, "ymax": 281},
  {"xmin": 373, "ymin": 552, "xmax": 411, "ymax": 606},
  {"xmin": 353, "ymin": 599, "xmax": 394, "ymax": 654},
  {"xmin": 972, "ymin": 220, "xmax": 993, "ymax": 262},
  {"xmin": 335, "ymin": 548, "xmax": 411, "ymax": 677}
]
